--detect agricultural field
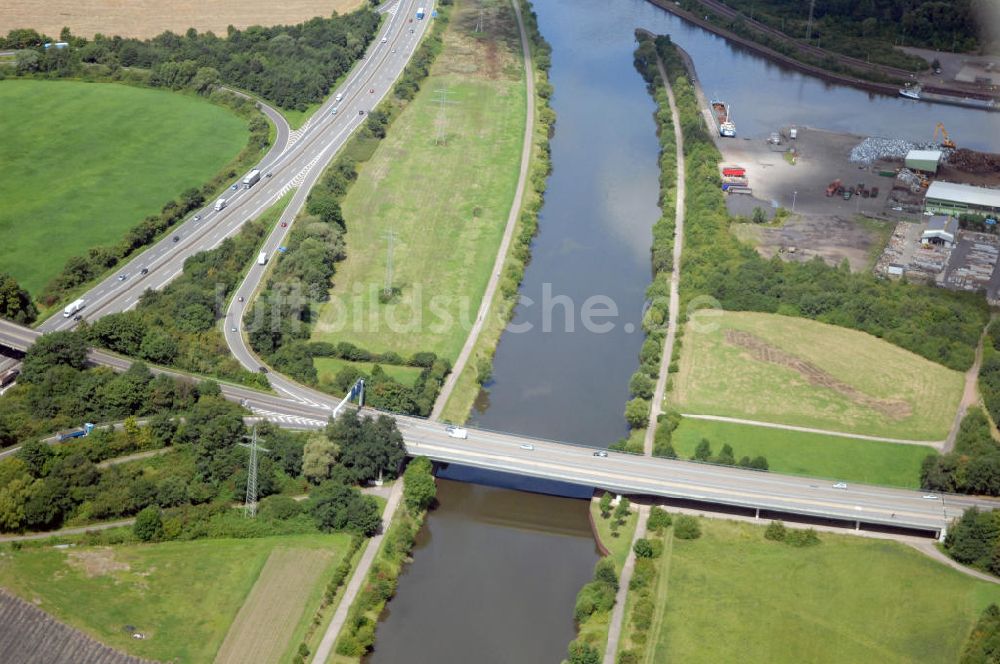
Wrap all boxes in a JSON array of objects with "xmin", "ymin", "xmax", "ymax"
[
  {"xmin": 670, "ymin": 311, "xmax": 963, "ymax": 441},
  {"xmin": 0, "ymin": 80, "xmax": 246, "ymax": 296},
  {"xmin": 215, "ymin": 547, "xmax": 339, "ymax": 664},
  {"xmin": 636, "ymin": 518, "xmax": 1000, "ymax": 663},
  {"xmin": 671, "ymin": 418, "xmax": 933, "ymax": 488},
  {"xmin": 0, "ymin": 534, "xmax": 352, "ymax": 661},
  {"xmin": 0, "ymin": 0, "xmax": 363, "ymax": 39},
  {"xmin": 310, "ymin": 0, "xmax": 527, "ymax": 362}
]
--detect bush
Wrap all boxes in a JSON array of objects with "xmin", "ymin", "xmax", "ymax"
[
  {"xmin": 573, "ymin": 581, "xmax": 616, "ymax": 622},
  {"xmin": 647, "ymin": 506, "xmax": 672, "ymax": 533},
  {"xmin": 133, "ymin": 505, "xmax": 163, "ymax": 542},
  {"xmin": 594, "ymin": 557, "xmax": 619, "ymax": 590},
  {"xmin": 567, "ymin": 640, "xmax": 601, "ymax": 664},
  {"xmin": 785, "ymin": 528, "xmax": 821, "ymax": 547},
  {"xmin": 673, "ymin": 515, "xmax": 701, "ymax": 540},
  {"xmin": 764, "ymin": 520, "xmax": 787, "ymax": 542},
  {"xmin": 633, "ymin": 538, "xmax": 660, "ymax": 559},
  {"xmin": 258, "ymin": 495, "xmax": 302, "ymax": 521}
]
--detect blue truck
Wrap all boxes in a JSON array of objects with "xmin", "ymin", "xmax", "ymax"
[
  {"xmin": 416, "ymin": 7, "xmax": 425, "ymax": 19},
  {"xmin": 58, "ymin": 423, "xmax": 95, "ymax": 441}
]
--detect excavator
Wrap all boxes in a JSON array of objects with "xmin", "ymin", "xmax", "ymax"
[{"xmin": 933, "ymin": 122, "xmax": 956, "ymax": 149}]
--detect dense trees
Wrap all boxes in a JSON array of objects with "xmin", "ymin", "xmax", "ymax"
[
  {"xmin": 306, "ymin": 480, "xmax": 381, "ymax": 536},
  {"xmin": 326, "ymin": 410, "xmax": 406, "ymax": 484},
  {"xmin": 961, "ymin": 604, "xmax": 1000, "ymax": 664},
  {"xmin": 2, "ymin": 10, "xmax": 380, "ymax": 111},
  {"xmin": 403, "ymin": 456, "xmax": 436, "ymax": 513},
  {"xmin": 944, "ymin": 507, "xmax": 1000, "ymax": 575},
  {"xmin": 0, "ymin": 273, "xmax": 37, "ymax": 324},
  {"xmin": 921, "ymin": 409, "xmax": 1000, "ymax": 496}
]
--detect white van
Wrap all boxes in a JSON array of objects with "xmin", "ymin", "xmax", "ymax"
[
  {"xmin": 214, "ymin": 198, "xmax": 227, "ymax": 211},
  {"xmin": 446, "ymin": 426, "xmax": 467, "ymax": 439},
  {"xmin": 335, "ymin": 93, "xmax": 343, "ymax": 102},
  {"xmin": 257, "ymin": 251, "xmax": 268, "ymax": 265}
]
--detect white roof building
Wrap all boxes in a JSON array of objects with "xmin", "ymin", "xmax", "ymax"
[{"xmin": 925, "ymin": 181, "xmax": 1000, "ymax": 217}]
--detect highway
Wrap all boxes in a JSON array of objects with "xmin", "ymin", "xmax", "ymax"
[
  {"xmin": 39, "ymin": 0, "xmax": 432, "ymax": 332},
  {"xmin": 4, "ymin": 314, "xmax": 1000, "ymax": 537}
]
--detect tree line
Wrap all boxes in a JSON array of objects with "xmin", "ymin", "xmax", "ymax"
[
  {"xmin": 922, "ymin": 408, "xmax": 1000, "ymax": 496},
  {"xmin": 648, "ymin": 34, "xmax": 988, "ymax": 374},
  {"xmin": 2, "ymin": 7, "xmax": 380, "ymax": 111}
]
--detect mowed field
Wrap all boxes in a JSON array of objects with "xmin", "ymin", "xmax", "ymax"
[
  {"xmin": 0, "ymin": 0, "xmax": 363, "ymax": 40},
  {"xmin": 0, "ymin": 534, "xmax": 351, "ymax": 662},
  {"xmin": 0, "ymin": 80, "xmax": 246, "ymax": 295},
  {"xmin": 671, "ymin": 418, "xmax": 933, "ymax": 487},
  {"xmin": 215, "ymin": 547, "xmax": 340, "ymax": 664},
  {"xmin": 641, "ymin": 519, "xmax": 1000, "ymax": 664},
  {"xmin": 671, "ymin": 311, "xmax": 963, "ymax": 440},
  {"xmin": 310, "ymin": 0, "xmax": 526, "ymax": 361}
]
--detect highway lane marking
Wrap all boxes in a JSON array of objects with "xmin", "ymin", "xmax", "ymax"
[{"xmin": 409, "ymin": 440, "xmax": 941, "ymax": 524}]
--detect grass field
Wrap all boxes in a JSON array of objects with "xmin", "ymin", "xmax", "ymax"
[
  {"xmin": 639, "ymin": 518, "xmax": 1000, "ymax": 663},
  {"xmin": 0, "ymin": 534, "xmax": 351, "ymax": 661},
  {"xmin": 311, "ymin": 0, "xmax": 526, "ymax": 363},
  {"xmin": 0, "ymin": 80, "xmax": 246, "ymax": 296},
  {"xmin": 672, "ymin": 418, "xmax": 934, "ymax": 487},
  {"xmin": 215, "ymin": 547, "xmax": 340, "ymax": 664},
  {"xmin": 0, "ymin": 0, "xmax": 363, "ymax": 39},
  {"xmin": 671, "ymin": 311, "xmax": 963, "ymax": 440},
  {"xmin": 315, "ymin": 357, "xmax": 424, "ymax": 390}
]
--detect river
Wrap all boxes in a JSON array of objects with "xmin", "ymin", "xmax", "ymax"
[{"xmin": 370, "ymin": 0, "xmax": 1000, "ymax": 660}]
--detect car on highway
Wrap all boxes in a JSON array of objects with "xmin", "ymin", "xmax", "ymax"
[
  {"xmin": 359, "ymin": 110, "xmax": 366, "ymax": 115},
  {"xmin": 140, "ymin": 268, "xmax": 148, "ymax": 275},
  {"xmin": 392, "ymin": 48, "xmax": 396, "ymax": 54},
  {"xmin": 369, "ymin": 88, "xmax": 374, "ymax": 94},
  {"xmin": 922, "ymin": 494, "xmax": 939, "ymax": 500},
  {"xmin": 230, "ymin": 184, "xmax": 239, "ymax": 191},
  {"xmin": 265, "ymin": 172, "xmax": 272, "ymax": 178},
  {"xmin": 281, "ymin": 221, "xmax": 288, "ymax": 227},
  {"xmin": 193, "ymin": 215, "xmax": 201, "ymax": 222},
  {"xmin": 230, "ymin": 326, "xmax": 237, "ymax": 332},
  {"xmin": 520, "ymin": 443, "xmax": 535, "ymax": 451},
  {"xmin": 446, "ymin": 425, "xmax": 468, "ymax": 439},
  {"xmin": 117, "ymin": 273, "xmax": 127, "ymax": 281},
  {"xmin": 73, "ymin": 314, "xmax": 83, "ymax": 321},
  {"xmin": 833, "ymin": 482, "xmax": 848, "ymax": 489},
  {"xmin": 258, "ymin": 366, "xmax": 268, "ymax": 373},
  {"xmin": 381, "ymin": 36, "xmax": 387, "ymax": 43},
  {"xmin": 331, "ymin": 107, "xmax": 338, "ymax": 115},
  {"xmin": 593, "ymin": 450, "xmax": 608, "ymax": 457},
  {"xmin": 173, "ymin": 235, "xmax": 180, "ymax": 242}
]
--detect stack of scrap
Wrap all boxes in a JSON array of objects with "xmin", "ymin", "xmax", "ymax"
[
  {"xmin": 850, "ymin": 137, "xmax": 952, "ymax": 166},
  {"xmin": 948, "ymin": 148, "xmax": 1000, "ymax": 174},
  {"xmin": 896, "ymin": 168, "xmax": 923, "ymax": 193}
]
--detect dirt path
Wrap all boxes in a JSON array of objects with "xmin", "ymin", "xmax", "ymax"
[
  {"xmin": 0, "ymin": 519, "xmax": 135, "ymax": 543},
  {"xmin": 603, "ymin": 505, "xmax": 649, "ymax": 664},
  {"xmin": 904, "ymin": 540, "xmax": 1000, "ymax": 585},
  {"xmin": 682, "ymin": 413, "xmax": 944, "ymax": 449},
  {"xmin": 943, "ymin": 318, "xmax": 992, "ymax": 453},
  {"xmin": 96, "ymin": 447, "xmax": 175, "ymax": 469},
  {"xmin": 430, "ymin": 0, "xmax": 536, "ymax": 420},
  {"xmin": 310, "ymin": 479, "xmax": 403, "ymax": 664},
  {"xmin": 643, "ymin": 44, "xmax": 687, "ymax": 457}
]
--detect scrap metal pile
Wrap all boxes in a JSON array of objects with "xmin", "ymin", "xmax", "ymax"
[
  {"xmin": 849, "ymin": 137, "xmax": 951, "ymax": 165},
  {"xmin": 949, "ymin": 148, "xmax": 1000, "ymax": 174}
]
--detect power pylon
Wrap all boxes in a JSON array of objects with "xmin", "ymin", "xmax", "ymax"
[{"xmin": 238, "ymin": 426, "xmax": 270, "ymax": 518}]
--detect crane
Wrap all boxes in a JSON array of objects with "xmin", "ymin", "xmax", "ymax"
[{"xmin": 933, "ymin": 122, "xmax": 956, "ymax": 149}]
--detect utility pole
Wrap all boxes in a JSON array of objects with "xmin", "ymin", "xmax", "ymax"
[
  {"xmin": 805, "ymin": 0, "xmax": 816, "ymax": 42},
  {"xmin": 383, "ymin": 230, "xmax": 396, "ymax": 299},
  {"xmin": 432, "ymin": 87, "xmax": 458, "ymax": 146},
  {"xmin": 792, "ymin": 190, "xmax": 797, "ymax": 213},
  {"xmin": 238, "ymin": 426, "xmax": 270, "ymax": 518}
]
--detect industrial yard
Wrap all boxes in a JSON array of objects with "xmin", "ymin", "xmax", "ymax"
[{"xmin": 715, "ymin": 124, "xmax": 1000, "ymax": 281}]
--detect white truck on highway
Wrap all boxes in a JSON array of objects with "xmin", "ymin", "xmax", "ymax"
[
  {"xmin": 214, "ymin": 198, "xmax": 227, "ymax": 211},
  {"xmin": 257, "ymin": 251, "xmax": 268, "ymax": 265},
  {"xmin": 416, "ymin": 7, "xmax": 426, "ymax": 19},
  {"xmin": 63, "ymin": 298, "xmax": 85, "ymax": 318},
  {"xmin": 243, "ymin": 169, "xmax": 261, "ymax": 189}
]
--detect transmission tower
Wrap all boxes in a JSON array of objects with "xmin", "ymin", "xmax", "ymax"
[
  {"xmin": 805, "ymin": 0, "xmax": 816, "ymax": 42},
  {"xmin": 238, "ymin": 426, "xmax": 270, "ymax": 518},
  {"xmin": 432, "ymin": 87, "xmax": 458, "ymax": 146}
]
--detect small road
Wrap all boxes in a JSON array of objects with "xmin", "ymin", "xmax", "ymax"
[
  {"xmin": 0, "ymin": 519, "xmax": 135, "ymax": 543},
  {"xmin": 429, "ymin": 0, "xmax": 536, "ymax": 420},
  {"xmin": 96, "ymin": 448, "xmax": 174, "ymax": 469},
  {"xmin": 603, "ymin": 505, "xmax": 649, "ymax": 664},
  {"xmin": 643, "ymin": 47, "xmax": 687, "ymax": 457},
  {"xmin": 310, "ymin": 479, "xmax": 404, "ymax": 663},
  {"xmin": 944, "ymin": 318, "xmax": 992, "ymax": 453},
  {"xmin": 682, "ymin": 413, "xmax": 945, "ymax": 449}
]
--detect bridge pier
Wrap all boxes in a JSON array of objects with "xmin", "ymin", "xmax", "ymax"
[
  {"xmin": 855, "ymin": 520, "xmax": 860, "ymax": 531},
  {"xmin": 754, "ymin": 508, "xmax": 759, "ymax": 520}
]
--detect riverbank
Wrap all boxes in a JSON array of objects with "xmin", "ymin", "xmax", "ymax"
[{"xmin": 651, "ymin": 0, "xmax": 998, "ymax": 107}]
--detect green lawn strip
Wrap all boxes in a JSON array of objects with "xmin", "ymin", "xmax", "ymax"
[
  {"xmin": 672, "ymin": 417, "xmax": 932, "ymax": 487},
  {"xmin": 315, "ymin": 357, "xmax": 424, "ymax": 389},
  {"xmin": 640, "ymin": 529, "xmax": 673, "ymax": 664},
  {"xmin": 310, "ymin": 5, "xmax": 526, "ymax": 363},
  {"xmin": 0, "ymin": 534, "xmax": 350, "ymax": 662},
  {"xmin": 652, "ymin": 518, "xmax": 1000, "ymax": 663},
  {"xmin": 0, "ymin": 80, "xmax": 247, "ymax": 296},
  {"xmin": 671, "ymin": 311, "xmax": 962, "ymax": 440}
]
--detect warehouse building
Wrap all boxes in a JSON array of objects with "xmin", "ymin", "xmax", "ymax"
[
  {"xmin": 925, "ymin": 181, "xmax": 1000, "ymax": 217},
  {"xmin": 905, "ymin": 149, "xmax": 942, "ymax": 174},
  {"xmin": 921, "ymin": 215, "xmax": 959, "ymax": 248}
]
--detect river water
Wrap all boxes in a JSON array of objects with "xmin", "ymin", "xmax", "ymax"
[{"xmin": 370, "ymin": 0, "xmax": 1000, "ymax": 660}]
